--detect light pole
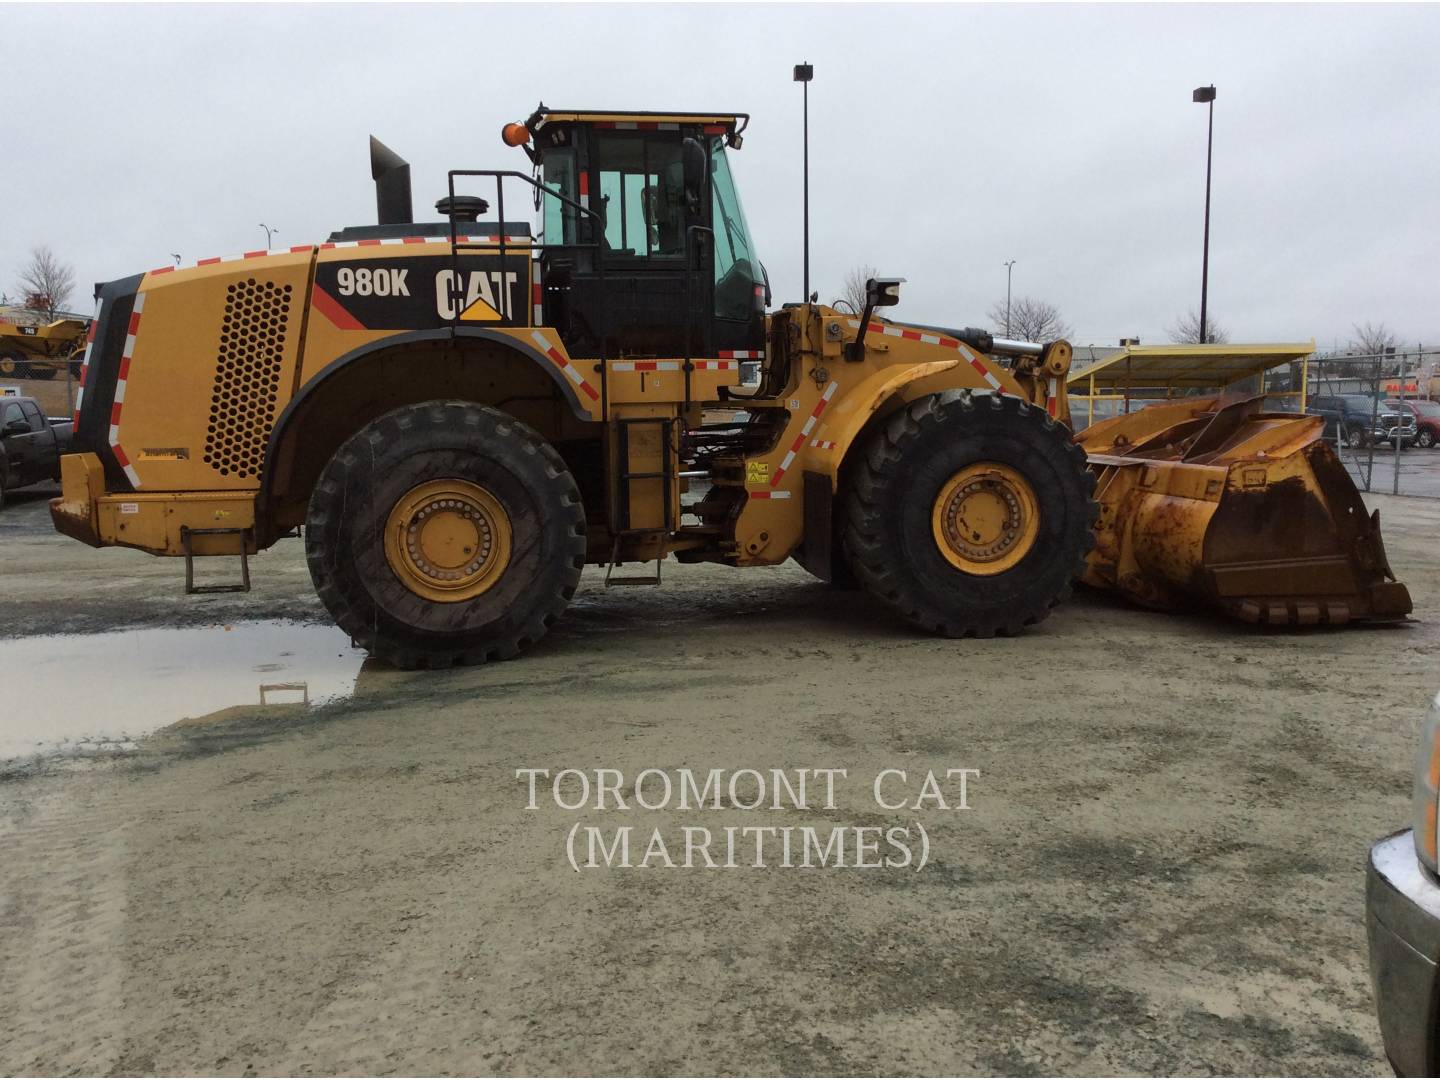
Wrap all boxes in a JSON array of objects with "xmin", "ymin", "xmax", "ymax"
[
  {"xmin": 1003, "ymin": 259, "xmax": 1016, "ymax": 337},
  {"xmin": 1192, "ymin": 84, "xmax": 1216, "ymax": 344},
  {"xmin": 793, "ymin": 62, "xmax": 813, "ymax": 303},
  {"xmin": 259, "ymin": 223, "xmax": 278, "ymax": 249}
]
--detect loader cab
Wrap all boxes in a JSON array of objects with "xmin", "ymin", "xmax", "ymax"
[{"xmin": 525, "ymin": 109, "xmax": 766, "ymax": 361}]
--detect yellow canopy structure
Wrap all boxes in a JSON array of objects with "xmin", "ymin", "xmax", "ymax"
[{"xmin": 1067, "ymin": 341, "xmax": 1316, "ymax": 427}]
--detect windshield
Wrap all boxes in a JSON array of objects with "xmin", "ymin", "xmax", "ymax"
[{"xmin": 709, "ymin": 138, "xmax": 760, "ymax": 320}]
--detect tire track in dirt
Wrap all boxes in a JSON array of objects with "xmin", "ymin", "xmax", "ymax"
[{"xmin": 0, "ymin": 774, "xmax": 130, "ymax": 1073}]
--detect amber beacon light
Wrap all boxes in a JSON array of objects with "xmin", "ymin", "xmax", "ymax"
[{"xmin": 501, "ymin": 122, "xmax": 531, "ymax": 147}]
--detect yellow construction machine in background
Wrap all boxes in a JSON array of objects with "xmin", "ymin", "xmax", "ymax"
[{"xmin": 0, "ymin": 315, "xmax": 90, "ymax": 380}]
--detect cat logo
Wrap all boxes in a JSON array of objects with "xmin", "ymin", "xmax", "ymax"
[{"xmin": 435, "ymin": 269, "xmax": 521, "ymax": 322}]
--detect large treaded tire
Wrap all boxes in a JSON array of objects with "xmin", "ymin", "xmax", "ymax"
[
  {"xmin": 844, "ymin": 392, "xmax": 1096, "ymax": 638},
  {"xmin": 305, "ymin": 401, "xmax": 586, "ymax": 668}
]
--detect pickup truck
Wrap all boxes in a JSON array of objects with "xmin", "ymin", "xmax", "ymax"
[
  {"xmin": 0, "ymin": 394, "xmax": 73, "ymax": 509},
  {"xmin": 1306, "ymin": 393, "xmax": 1416, "ymax": 449}
]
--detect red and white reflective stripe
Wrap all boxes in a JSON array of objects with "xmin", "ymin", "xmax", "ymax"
[
  {"xmin": 717, "ymin": 349, "xmax": 765, "ymax": 360},
  {"xmin": 610, "ymin": 360, "xmax": 681, "ymax": 372},
  {"xmin": 530, "ymin": 330, "xmax": 600, "ymax": 402},
  {"xmin": 810, "ymin": 439, "xmax": 836, "ymax": 451},
  {"xmin": 578, "ymin": 170, "xmax": 590, "ymax": 211},
  {"xmin": 151, "ymin": 237, "xmax": 530, "ymax": 273},
  {"xmin": 1046, "ymin": 377, "xmax": 1058, "ymax": 417},
  {"xmin": 847, "ymin": 319, "xmax": 1005, "ymax": 392},
  {"xmin": 317, "ymin": 235, "xmax": 530, "ymax": 251},
  {"xmin": 692, "ymin": 360, "xmax": 736, "ymax": 371},
  {"xmin": 72, "ymin": 298, "xmax": 100, "ymax": 425},
  {"xmin": 747, "ymin": 490, "xmax": 791, "ymax": 500},
  {"xmin": 593, "ymin": 121, "xmax": 681, "ymax": 131},
  {"xmin": 532, "ymin": 280, "xmax": 543, "ymax": 326},
  {"xmin": 110, "ymin": 290, "xmax": 145, "ymax": 487},
  {"xmin": 151, "ymin": 245, "xmax": 314, "ymax": 274},
  {"xmin": 772, "ymin": 381, "xmax": 838, "ymax": 486}
]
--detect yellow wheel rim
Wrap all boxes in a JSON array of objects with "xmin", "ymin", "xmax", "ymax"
[
  {"xmin": 931, "ymin": 462, "xmax": 1041, "ymax": 576},
  {"xmin": 383, "ymin": 479, "xmax": 512, "ymax": 603}
]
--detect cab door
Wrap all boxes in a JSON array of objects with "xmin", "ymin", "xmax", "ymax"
[{"xmin": 589, "ymin": 129, "xmax": 712, "ymax": 359}]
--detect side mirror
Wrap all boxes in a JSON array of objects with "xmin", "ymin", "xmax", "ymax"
[
  {"xmin": 866, "ymin": 277, "xmax": 904, "ymax": 307},
  {"xmin": 4, "ymin": 419, "xmax": 29, "ymax": 436},
  {"xmin": 681, "ymin": 137, "xmax": 706, "ymax": 211}
]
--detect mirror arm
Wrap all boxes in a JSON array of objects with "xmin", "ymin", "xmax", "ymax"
[{"xmin": 845, "ymin": 301, "xmax": 876, "ymax": 363}]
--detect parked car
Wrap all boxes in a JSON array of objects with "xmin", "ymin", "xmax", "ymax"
[
  {"xmin": 1367, "ymin": 690, "xmax": 1440, "ymax": 1076},
  {"xmin": 0, "ymin": 394, "xmax": 72, "ymax": 509},
  {"xmin": 1387, "ymin": 400, "xmax": 1440, "ymax": 449},
  {"xmin": 1307, "ymin": 394, "xmax": 1416, "ymax": 449}
]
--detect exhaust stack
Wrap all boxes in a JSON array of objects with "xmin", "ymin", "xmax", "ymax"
[{"xmin": 369, "ymin": 136, "xmax": 413, "ymax": 226}]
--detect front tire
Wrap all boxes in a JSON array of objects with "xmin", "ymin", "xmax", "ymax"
[
  {"xmin": 844, "ymin": 392, "xmax": 1096, "ymax": 638},
  {"xmin": 306, "ymin": 401, "xmax": 586, "ymax": 668},
  {"xmin": 1420, "ymin": 429, "xmax": 1435, "ymax": 450},
  {"xmin": 1344, "ymin": 424, "xmax": 1367, "ymax": 450}
]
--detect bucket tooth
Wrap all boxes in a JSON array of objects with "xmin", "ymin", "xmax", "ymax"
[{"xmin": 1077, "ymin": 393, "xmax": 1412, "ymax": 626}]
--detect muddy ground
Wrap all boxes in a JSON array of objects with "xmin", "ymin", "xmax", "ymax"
[{"xmin": 2, "ymin": 480, "xmax": 1438, "ymax": 1075}]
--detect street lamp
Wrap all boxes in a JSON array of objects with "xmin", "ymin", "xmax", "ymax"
[
  {"xmin": 1003, "ymin": 259, "xmax": 1016, "ymax": 337},
  {"xmin": 793, "ymin": 61, "xmax": 813, "ymax": 303},
  {"xmin": 1192, "ymin": 84, "xmax": 1216, "ymax": 344},
  {"xmin": 259, "ymin": 223, "xmax": 278, "ymax": 249}
]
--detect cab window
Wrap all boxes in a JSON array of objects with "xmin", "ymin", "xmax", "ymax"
[
  {"xmin": 540, "ymin": 148, "xmax": 578, "ymax": 246},
  {"xmin": 594, "ymin": 135, "xmax": 685, "ymax": 257},
  {"xmin": 709, "ymin": 138, "xmax": 760, "ymax": 320}
]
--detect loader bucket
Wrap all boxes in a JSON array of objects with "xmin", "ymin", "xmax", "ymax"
[{"xmin": 1077, "ymin": 394, "xmax": 1411, "ymax": 625}]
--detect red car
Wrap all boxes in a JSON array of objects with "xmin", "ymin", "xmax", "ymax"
[{"xmin": 1388, "ymin": 400, "xmax": 1440, "ymax": 449}]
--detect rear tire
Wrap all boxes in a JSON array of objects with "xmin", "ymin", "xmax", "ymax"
[
  {"xmin": 28, "ymin": 363, "xmax": 56, "ymax": 381},
  {"xmin": 844, "ymin": 392, "xmax": 1096, "ymax": 637},
  {"xmin": 305, "ymin": 401, "xmax": 586, "ymax": 668},
  {"xmin": 0, "ymin": 352, "xmax": 29, "ymax": 379}
]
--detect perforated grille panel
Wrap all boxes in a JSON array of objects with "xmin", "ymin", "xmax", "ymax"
[{"xmin": 204, "ymin": 278, "xmax": 293, "ymax": 479}]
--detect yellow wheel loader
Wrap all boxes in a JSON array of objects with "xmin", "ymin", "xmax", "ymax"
[{"xmin": 48, "ymin": 104, "xmax": 1407, "ymax": 667}]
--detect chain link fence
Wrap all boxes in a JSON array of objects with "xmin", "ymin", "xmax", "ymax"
[{"xmin": 1302, "ymin": 345, "xmax": 1440, "ymax": 497}]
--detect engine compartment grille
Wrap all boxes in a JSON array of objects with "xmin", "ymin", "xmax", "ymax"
[{"xmin": 203, "ymin": 278, "xmax": 292, "ymax": 479}]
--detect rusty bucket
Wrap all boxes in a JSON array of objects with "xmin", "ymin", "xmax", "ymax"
[{"xmin": 1077, "ymin": 394, "xmax": 1411, "ymax": 624}]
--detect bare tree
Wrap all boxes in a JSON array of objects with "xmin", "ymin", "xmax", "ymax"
[
  {"xmin": 16, "ymin": 246, "xmax": 77, "ymax": 321},
  {"xmin": 834, "ymin": 264, "xmax": 879, "ymax": 315},
  {"xmin": 1166, "ymin": 309, "xmax": 1230, "ymax": 344},
  {"xmin": 1349, "ymin": 321, "xmax": 1396, "ymax": 357},
  {"xmin": 985, "ymin": 296, "xmax": 1073, "ymax": 342}
]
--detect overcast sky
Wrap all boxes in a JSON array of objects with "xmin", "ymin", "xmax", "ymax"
[{"xmin": 6, "ymin": 2, "xmax": 1438, "ymax": 349}]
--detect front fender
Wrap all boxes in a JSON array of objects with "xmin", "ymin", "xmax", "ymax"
[{"xmin": 817, "ymin": 359, "xmax": 961, "ymax": 486}]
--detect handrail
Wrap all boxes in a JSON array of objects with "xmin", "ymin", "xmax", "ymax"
[{"xmin": 443, "ymin": 169, "xmax": 610, "ymax": 364}]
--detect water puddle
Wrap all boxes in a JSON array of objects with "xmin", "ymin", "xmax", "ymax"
[{"xmin": 0, "ymin": 621, "xmax": 368, "ymax": 762}]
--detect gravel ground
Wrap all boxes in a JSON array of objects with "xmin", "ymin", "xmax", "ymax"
[{"xmin": 2, "ymin": 481, "xmax": 1438, "ymax": 1075}]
